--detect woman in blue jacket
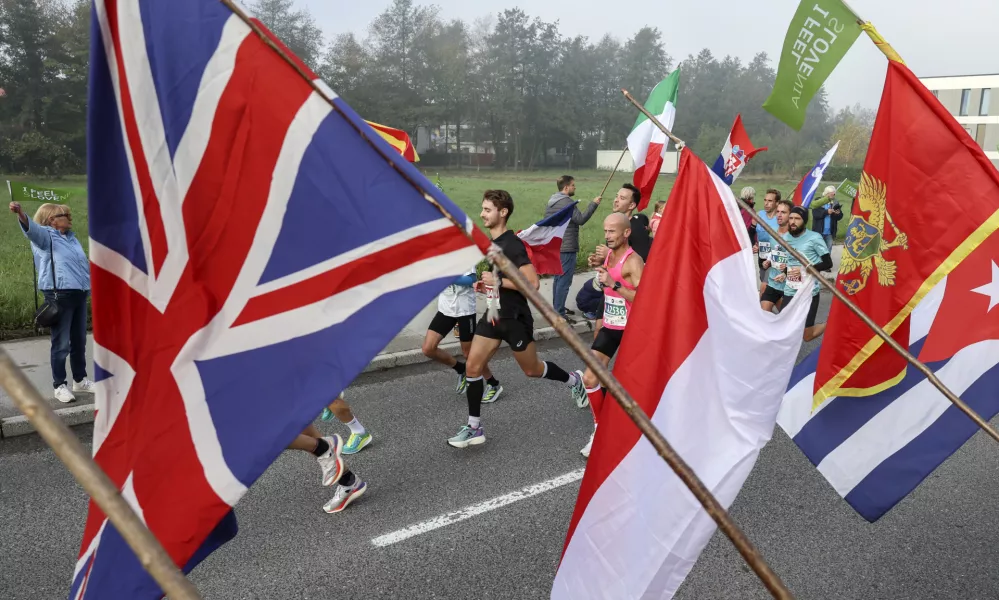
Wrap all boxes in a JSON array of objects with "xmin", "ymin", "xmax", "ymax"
[{"xmin": 9, "ymin": 201, "xmax": 94, "ymax": 403}]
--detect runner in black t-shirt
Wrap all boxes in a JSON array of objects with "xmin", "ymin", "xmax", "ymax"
[{"xmin": 448, "ymin": 190, "xmax": 587, "ymax": 449}]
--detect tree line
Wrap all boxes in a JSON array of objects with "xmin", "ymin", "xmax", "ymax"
[{"xmin": 0, "ymin": 0, "xmax": 874, "ymax": 177}]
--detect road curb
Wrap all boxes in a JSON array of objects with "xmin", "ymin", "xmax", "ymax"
[{"xmin": 0, "ymin": 320, "xmax": 595, "ymax": 440}]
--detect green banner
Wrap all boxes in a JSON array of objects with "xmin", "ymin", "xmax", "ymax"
[
  {"xmin": 763, "ymin": 0, "xmax": 863, "ymax": 130},
  {"xmin": 837, "ymin": 178, "xmax": 859, "ymax": 200},
  {"xmin": 6, "ymin": 180, "xmax": 72, "ymax": 203}
]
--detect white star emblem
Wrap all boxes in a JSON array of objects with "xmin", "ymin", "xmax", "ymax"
[{"xmin": 970, "ymin": 260, "xmax": 999, "ymax": 312}]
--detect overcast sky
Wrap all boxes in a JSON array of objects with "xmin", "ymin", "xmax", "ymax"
[{"xmin": 296, "ymin": 0, "xmax": 999, "ymax": 111}]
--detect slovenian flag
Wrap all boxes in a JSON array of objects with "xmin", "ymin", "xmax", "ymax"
[
  {"xmin": 517, "ymin": 202, "xmax": 578, "ymax": 275},
  {"xmin": 792, "ymin": 141, "xmax": 839, "ymax": 208},
  {"xmin": 710, "ymin": 114, "xmax": 767, "ymax": 185}
]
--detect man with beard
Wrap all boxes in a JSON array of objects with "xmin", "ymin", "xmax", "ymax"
[
  {"xmin": 783, "ymin": 206, "xmax": 832, "ymax": 341},
  {"xmin": 544, "ymin": 175, "xmax": 601, "ymax": 318}
]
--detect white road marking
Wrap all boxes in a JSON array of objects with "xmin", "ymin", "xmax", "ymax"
[{"xmin": 371, "ymin": 469, "xmax": 585, "ymax": 547}]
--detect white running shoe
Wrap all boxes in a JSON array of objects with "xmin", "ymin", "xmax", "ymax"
[
  {"xmin": 54, "ymin": 384, "xmax": 76, "ymax": 404},
  {"xmin": 73, "ymin": 378, "xmax": 96, "ymax": 393},
  {"xmin": 317, "ymin": 435, "xmax": 344, "ymax": 486},
  {"xmin": 581, "ymin": 426, "xmax": 596, "ymax": 458}
]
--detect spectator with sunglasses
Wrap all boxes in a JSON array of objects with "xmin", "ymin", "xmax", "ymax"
[{"xmin": 9, "ymin": 201, "xmax": 94, "ymax": 403}]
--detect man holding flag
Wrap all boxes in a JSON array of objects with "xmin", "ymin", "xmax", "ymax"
[{"xmin": 542, "ymin": 175, "xmax": 602, "ymax": 318}]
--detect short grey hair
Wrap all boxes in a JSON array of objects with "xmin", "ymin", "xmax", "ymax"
[
  {"xmin": 740, "ymin": 187, "xmax": 756, "ymax": 201},
  {"xmin": 824, "ymin": 185, "xmax": 837, "ymax": 196}
]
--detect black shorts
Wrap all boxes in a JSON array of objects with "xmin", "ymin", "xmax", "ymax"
[
  {"xmin": 592, "ymin": 327, "xmax": 624, "ymax": 358},
  {"xmin": 761, "ymin": 285, "xmax": 784, "ymax": 304},
  {"xmin": 428, "ymin": 311, "xmax": 477, "ymax": 343},
  {"xmin": 805, "ymin": 293, "xmax": 821, "ymax": 328},
  {"xmin": 475, "ymin": 314, "xmax": 534, "ymax": 351},
  {"xmin": 777, "ymin": 293, "xmax": 821, "ymax": 328}
]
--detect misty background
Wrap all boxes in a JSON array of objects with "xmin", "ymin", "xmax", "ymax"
[{"xmin": 1, "ymin": 0, "xmax": 996, "ymax": 176}]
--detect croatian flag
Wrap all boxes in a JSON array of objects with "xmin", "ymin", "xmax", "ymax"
[
  {"xmin": 74, "ymin": 1, "xmax": 487, "ymax": 598},
  {"xmin": 554, "ymin": 148, "xmax": 811, "ymax": 599},
  {"xmin": 710, "ymin": 114, "xmax": 767, "ymax": 185},
  {"xmin": 793, "ymin": 141, "xmax": 840, "ymax": 207},
  {"xmin": 517, "ymin": 201, "xmax": 577, "ymax": 275},
  {"xmin": 779, "ymin": 228, "xmax": 999, "ymax": 522}
]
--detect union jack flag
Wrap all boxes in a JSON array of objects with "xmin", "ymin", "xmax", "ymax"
[{"xmin": 72, "ymin": 1, "xmax": 488, "ymax": 597}]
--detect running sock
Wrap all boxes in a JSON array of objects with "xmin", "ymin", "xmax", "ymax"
[
  {"xmin": 465, "ymin": 376, "xmax": 484, "ymax": 419},
  {"xmin": 468, "ymin": 415, "xmax": 481, "ymax": 429},
  {"xmin": 542, "ymin": 361, "xmax": 571, "ymax": 384},
  {"xmin": 346, "ymin": 417, "xmax": 366, "ymax": 436},
  {"xmin": 586, "ymin": 385, "xmax": 605, "ymax": 422},
  {"xmin": 486, "ymin": 376, "xmax": 500, "ymax": 387},
  {"xmin": 338, "ymin": 469, "xmax": 356, "ymax": 488},
  {"xmin": 452, "ymin": 361, "xmax": 466, "ymax": 375},
  {"xmin": 312, "ymin": 437, "xmax": 330, "ymax": 457}
]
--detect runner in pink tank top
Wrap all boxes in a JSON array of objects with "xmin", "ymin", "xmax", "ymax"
[
  {"xmin": 580, "ymin": 213, "xmax": 645, "ymax": 458},
  {"xmin": 601, "ymin": 246, "xmax": 636, "ymax": 331}
]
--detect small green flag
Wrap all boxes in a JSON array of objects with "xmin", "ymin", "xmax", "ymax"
[
  {"xmin": 6, "ymin": 180, "xmax": 72, "ymax": 203},
  {"xmin": 763, "ymin": 0, "xmax": 863, "ymax": 130},
  {"xmin": 434, "ymin": 173, "xmax": 444, "ymax": 193},
  {"xmin": 837, "ymin": 178, "xmax": 859, "ymax": 200}
]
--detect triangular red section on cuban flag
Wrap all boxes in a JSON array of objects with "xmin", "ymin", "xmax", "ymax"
[
  {"xmin": 552, "ymin": 148, "xmax": 811, "ymax": 599},
  {"xmin": 920, "ymin": 230, "xmax": 999, "ymax": 363},
  {"xmin": 812, "ymin": 61, "xmax": 999, "ymax": 407}
]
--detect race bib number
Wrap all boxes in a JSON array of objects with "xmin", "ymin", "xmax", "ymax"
[
  {"xmin": 758, "ymin": 241, "xmax": 771, "ymax": 261},
  {"xmin": 770, "ymin": 249, "xmax": 788, "ymax": 271},
  {"xmin": 785, "ymin": 267, "xmax": 804, "ymax": 291},
  {"xmin": 603, "ymin": 295, "xmax": 628, "ymax": 327}
]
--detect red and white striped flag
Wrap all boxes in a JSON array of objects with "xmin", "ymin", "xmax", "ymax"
[{"xmin": 554, "ymin": 148, "xmax": 811, "ymax": 599}]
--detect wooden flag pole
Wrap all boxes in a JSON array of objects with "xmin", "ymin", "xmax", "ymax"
[
  {"xmin": 0, "ymin": 350, "xmax": 202, "ymax": 599},
  {"xmin": 598, "ymin": 147, "xmax": 629, "ymax": 198},
  {"xmin": 621, "ymin": 88, "xmax": 999, "ymax": 446}
]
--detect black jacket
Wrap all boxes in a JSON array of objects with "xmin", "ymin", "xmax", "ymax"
[{"xmin": 812, "ymin": 203, "xmax": 844, "ymax": 237}]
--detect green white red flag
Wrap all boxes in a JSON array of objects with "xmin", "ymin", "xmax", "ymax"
[{"xmin": 627, "ymin": 68, "xmax": 680, "ymax": 211}]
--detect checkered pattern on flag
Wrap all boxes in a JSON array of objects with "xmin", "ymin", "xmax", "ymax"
[{"xmin": 73, "ymin": 1, "xmax": 487, "ymax": 597}]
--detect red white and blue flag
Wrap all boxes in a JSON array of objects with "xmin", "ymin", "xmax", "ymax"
[
  {"xmin": 792, "ymin": 142, "xmax": 839, "ymax": 208},
  {"xmin": 779, "ymin": 228, "xmax": 999, "ymax": 521},
  {"xmin": 516, "ymin": 201, "xmax": 578, "ymax": 275},
  {"xmin": 710, "ymin": 114, "xmax": 767, "ymax": 185},
  {"xmin": 73, "ymin": 1, "xmax": 487, "ymax": 598}
]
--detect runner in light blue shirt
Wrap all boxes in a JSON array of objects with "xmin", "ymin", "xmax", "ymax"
[
  {"xmin": 783, "ymin": 206, "xmax": 833, "ymax": 342},
  {"xmin": 760, "ymin": 199, "xmax": 792, "ymax": 313}
]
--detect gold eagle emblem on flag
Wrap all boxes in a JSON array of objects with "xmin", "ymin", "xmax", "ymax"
[{"xmin": 838, "ymin": 172, "xmax": 909, "ymax": 295}]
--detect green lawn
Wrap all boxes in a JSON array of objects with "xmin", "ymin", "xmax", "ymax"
[{"xmin": 0, "ymin": 169, "xmax": 818, "ymax": 337}]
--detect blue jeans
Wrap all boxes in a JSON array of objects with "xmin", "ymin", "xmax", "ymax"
[
  {"xmin": 553, "ymin": 252, "xmax": 577, "ymax": 315},
  {"xmin": 822, "ymin": 234, "xmax": 834, "ymax": 252},
  {"xmin": 43, "ymin": 289, "xmax": 89, "ymax": 388}
]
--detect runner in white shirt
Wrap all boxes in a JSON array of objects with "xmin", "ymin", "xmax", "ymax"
[{"xmin": 423, "ymin": 270, "xmax": 502, "ymax": 402}]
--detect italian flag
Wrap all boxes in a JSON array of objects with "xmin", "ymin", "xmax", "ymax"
[{"xmin": 627, "ymin": 68, "xmax": 680, "ymax": 211}]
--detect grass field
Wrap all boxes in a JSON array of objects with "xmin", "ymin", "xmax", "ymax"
[{"xmin": 1, "ymin": 169, "xmax": 826, "ymax": 337}]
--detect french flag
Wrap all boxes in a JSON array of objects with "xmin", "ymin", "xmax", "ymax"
[
  {"xmin": 710, "ymin": 114, "xmax": 767, "ymax": 185},
  {"xmin": 517, "ymin": 202, "xmax": 577, "ymax": 275},
  {"xmin": 792, "ymin": 141, "xmax": 840, "ymax": 208}
]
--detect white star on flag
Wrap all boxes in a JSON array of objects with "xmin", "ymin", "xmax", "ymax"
[{"xmin": 971, "ymin": 260, "xmax": 999, "ymax": 312}]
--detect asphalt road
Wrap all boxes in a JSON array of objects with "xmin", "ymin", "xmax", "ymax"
[{"xmin": 2, "ymin": 292, "xmax": 999, "ymax": 599}]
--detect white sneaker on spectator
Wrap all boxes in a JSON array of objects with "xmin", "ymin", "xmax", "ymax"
[
  {"xmin": 72, "ymin": 378, "xmax": 96, "ymax": 393},
  {"xmin": 54, "ymin": 385, "xmax": 76, "ymax": 403}
]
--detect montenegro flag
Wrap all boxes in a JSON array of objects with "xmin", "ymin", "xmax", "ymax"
[
  {"xmin": 812, "ymin": 61, "xmax": 999, "ymax": 408},
  {"xmin": 365, "ymin": 120, "xmax": 419, "ymax": 162}
]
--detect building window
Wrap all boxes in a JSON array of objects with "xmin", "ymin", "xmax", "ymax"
[
  {"xmin": 960, "ymin": 89, "xmax": 971, "ymax": 116},
  {"xmin": 981, "ymin": 89, "xmax": 991, "ymax": 116}
]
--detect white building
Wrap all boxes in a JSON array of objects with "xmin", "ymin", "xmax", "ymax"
[
  {"xmin": 919, "ymin": 73, "xmax": 999, "ymax": 169},
  {"xmin": 596, "ymin": 149, "xmax": 679, "ymax": 174}
]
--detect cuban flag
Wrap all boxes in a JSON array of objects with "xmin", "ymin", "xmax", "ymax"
[
  {"xmin": 73, "ymin": 1, "xmax": 488, "ymax": 598},
  {"xmin": 710, "ymin": 114, "xmax": 767, "ymax": 185},
  {"xmin": 792, "ymin": 141, "xmax": 840, "ymax": 208},
  {"xmin": 778, "ymin": 227, "xmax": 999, "ymax": 521},
  {"xmin": 516, "ymin": 201, "xmax": 578, "ymax": 275}
]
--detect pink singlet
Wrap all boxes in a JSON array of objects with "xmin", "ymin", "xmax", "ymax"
[{"xmin": 602, "ymin": 247, "xmax": 636, "ymax": 331}]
